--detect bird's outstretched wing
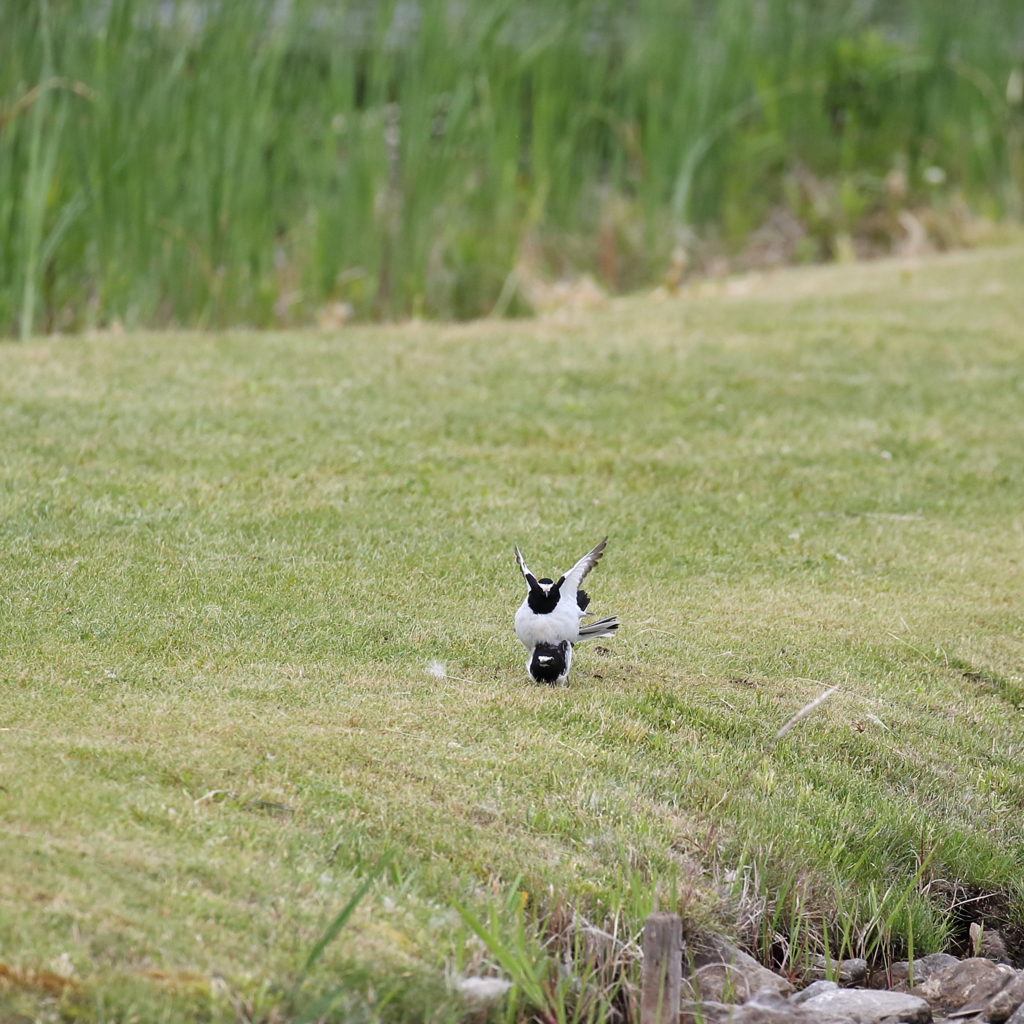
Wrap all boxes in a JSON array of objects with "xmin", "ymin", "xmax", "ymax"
[
  {"xmin": 514, "ymin": 545, "xmax": 531, "ymax": 580},
  {"xmin": 560, "ymin": 537, "xmax": 608, "ymax": 594},
  {"xmin": 514, "ymin": 545, "xmax": 542, "ymax": 594}
]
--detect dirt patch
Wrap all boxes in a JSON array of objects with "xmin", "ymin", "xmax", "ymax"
[
  {"xmin": 927, "ymin": 884, "xmax": 1024, "ymax": 967},
  {"xmin": 0, "ymin": 962, "xmax": 79, "ymax": 997}
]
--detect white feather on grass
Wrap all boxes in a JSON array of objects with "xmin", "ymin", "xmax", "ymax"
[
  {"xmin": 426, "ymin": 660, "xmax": 476, "ymax": 684},
  {"xmin": 453, "ymin": 977, "xmax": 512, "ymax": 1004}
]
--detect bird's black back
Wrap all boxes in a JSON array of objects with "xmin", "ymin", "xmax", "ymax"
[{"xmin": 576, "ymin": 588, "xmax": 590, "ymax": 612}]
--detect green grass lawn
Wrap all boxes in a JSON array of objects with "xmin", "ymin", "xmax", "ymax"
[{"xmin": 3, "ymin": 247, "xmax": 1024, "ymax": 1023}]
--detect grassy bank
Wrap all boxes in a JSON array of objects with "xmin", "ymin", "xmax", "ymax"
[
  {"xmin": 2, "ymin": 0, "xmax": 1024, "ymax": 335},
  {"xmin": 3, "ymin": 246, "xmax": 1024, "ymax": 1022}
]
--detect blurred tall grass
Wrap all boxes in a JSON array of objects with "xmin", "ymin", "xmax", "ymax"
[{"xmin": 1, "ymin": 0, "xmax": 1022, "ymax": 334}]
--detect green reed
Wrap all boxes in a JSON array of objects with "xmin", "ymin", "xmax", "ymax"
[{"xmin": 1, "ymin": 0, "xmax": 1022, "ymax": 334}]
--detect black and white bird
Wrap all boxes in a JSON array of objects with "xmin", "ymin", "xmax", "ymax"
[{"xmin": 513, "ymin": 537, "xmax": 619, "ymax": 684}]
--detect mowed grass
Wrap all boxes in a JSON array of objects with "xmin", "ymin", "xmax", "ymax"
[{"xmin": 2, "ymin": 247, "xmax": 1024, "ymax": 1022}]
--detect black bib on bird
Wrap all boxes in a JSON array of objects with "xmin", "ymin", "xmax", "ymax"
[{"xmin": 526, "ymin": 575, "xmax": 564, "ymax": 614}]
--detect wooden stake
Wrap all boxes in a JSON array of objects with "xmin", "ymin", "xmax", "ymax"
[{"xmin": 641, "ymin": 912, "xmax": 682, "ymax": 1024}]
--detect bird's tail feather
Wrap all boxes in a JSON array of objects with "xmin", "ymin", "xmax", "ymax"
[{"xmin": 577, "ymin": 615, "xmax": 619, "ymax": 640}]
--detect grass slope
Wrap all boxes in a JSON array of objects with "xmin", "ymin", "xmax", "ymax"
[{"xmin": 2, "ymin": 247, "xmax": 1024, "ymax": 1022}]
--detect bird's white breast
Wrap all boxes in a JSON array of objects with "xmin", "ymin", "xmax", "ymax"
[{"xmin": 514, "ymin": 593, "xmax": 583, "ymax": 648}]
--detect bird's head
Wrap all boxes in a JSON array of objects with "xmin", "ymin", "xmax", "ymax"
[{"xmin": 529, "ymin": 641, "xmax": 570, "ymax": 684}]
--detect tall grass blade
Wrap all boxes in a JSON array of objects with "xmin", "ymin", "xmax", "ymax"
[
  {"xmin": 286, "ymin": 850, "xmax": 394, "ymax": 1021},
  {"xmin": 452, "ymin": 899, "xmax": 548, "ymax": 1010},
  {"xmin": 2, "ymin": 0, "xmax": 1022, "ymax": 332},
  {"xmin": 18, "ymin": 0, "xmax": 59, "ymax": 339},
  {"xmin": 301, "ymin": 853, "xmax": 393, "ymax": 977}
]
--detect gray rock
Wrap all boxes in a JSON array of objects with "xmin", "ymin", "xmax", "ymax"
[
  {"xmin": 792, "ymin": 981, "xmax": 840, "ymax": 1005},
  {"xmin": 680, "ymin": 999, "xmax": 734, "ymax": 1024},
  {"xmin": 983, "ymin": 972, "xmax": 1024, "ymax": 1023},
  {"xmin": 977, "ymin": 928, "xmax": 1012, "ymax": 966},
  {"xmin": 732, "ymin": 988, "xmax": 855, "ymax": 1024},
  {"xmin": 693, "ymin": 963, "xmax": 794, "ymax": 1004},
  {"xmin": 811, "ymin": 957, "xmax": 869, "ymax": 986},
  {"xmin": 911, "ymin": 958, "xmax": 1015, "ymax": 1014},
  {"xmin": 688, "ymin": 935, "xmax": 795, "ymax": 1003},
  {"xmin": 883, "ymin": 954, "xmax": 962, "ymax": 990},
  {"xmin": 802, "ymin": 987, "xmax": 932, "ymax": 1024},
  {"xmin": 920, "ymin": 953, "xmax": 962, "ymax": 969},
  {"xmin": 1004, "ymin": 996, "xmax": 1024, "ymax": 1024},
  {"xmin": 693, "ymin": 963, "xmax": 796, "ymax": 1004}
]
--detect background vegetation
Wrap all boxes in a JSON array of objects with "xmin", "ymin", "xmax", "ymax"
[
  {"xmin": 2, "ymin": 248, "xmax": 1024, "ymax": 1022},
  {"xmin": 2, "ymin": 0, "xmax": 1024, "ymax": 335}
]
